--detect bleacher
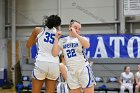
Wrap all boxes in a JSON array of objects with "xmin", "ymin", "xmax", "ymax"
[
  {"xmin": 16, "ymin": 58, "xmax": 140, "ymax": 93},
  {"xmin": 92, "ymin": 58, "xmax": 139, "ymax": 93}
]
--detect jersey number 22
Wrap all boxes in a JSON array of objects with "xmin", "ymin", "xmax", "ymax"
[{"xmin": 66, "ymin": 49, "xmax": 76, "ymax": 58}]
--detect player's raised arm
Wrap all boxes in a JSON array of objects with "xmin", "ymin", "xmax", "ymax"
[
  {"xmin": 26, "ymin": 27, "xmax": 40, "ymax": 48},
  {"xmin": 52, "ymin": 31, "xmax": 62, "ymax": 57},
  {"xmin": 76, "ymin": 34, "xmax": 90, "ymax": 48},
  {"xmin": 71, "ymin": 27, "xmax": 90, "ymax": 48}
]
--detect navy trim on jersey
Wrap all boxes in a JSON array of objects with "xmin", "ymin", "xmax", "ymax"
[
  {"xmin": 60, "ymin": 84, "xmax": 62, "ymax": 93},
  {"xmin": 82, "ymin": 47, "xmax": 88, "ymax": 62},
  {"xmin": 63, "ymin": 84, "xmax": 65, "ymax": 93},
  {"xmin": 32, "ymin": 70, "xmax": 38, "ymax": 80},
  {"xmin": 86, "ymin": 65, "xmax": 91, "ymax": 88}
]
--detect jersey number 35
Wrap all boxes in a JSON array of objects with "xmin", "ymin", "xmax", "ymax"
[{"xmin": 44, "ymin": 32, "xmax": 55, "ymax": 44}]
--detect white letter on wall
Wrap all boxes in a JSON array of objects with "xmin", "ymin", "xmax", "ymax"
[
  {"xmin": 110, "ymin": 37, "xmax": 125, "ymax": 58},
  {"xmin": 127, "ymin": 36, "xmax": 140, "ymax": 58},
  {"xmin": 94, "ymin": 37, "xmax": 108, "ymax": 58}
]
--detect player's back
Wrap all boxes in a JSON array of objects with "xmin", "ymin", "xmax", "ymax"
[{"xmin": 36, "ymin": 27, "xmax": 59, "ymax": 63}]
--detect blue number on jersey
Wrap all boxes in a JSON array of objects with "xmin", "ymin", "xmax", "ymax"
[
  {"xmin": 66, "ymin": 49, "xmax": 76, "ymax": 58},
  {"xmin": 44, "ymin": 32, "xmax": 55, "ymax": 44}
]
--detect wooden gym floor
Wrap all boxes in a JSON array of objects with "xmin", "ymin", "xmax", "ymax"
[{"xmin": 0, "ymin": 87, "xmax": 16, "ymax": 93}]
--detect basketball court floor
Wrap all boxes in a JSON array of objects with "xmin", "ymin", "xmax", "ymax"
[{"xmin": 0, "ymin": 87, "xmax": 16, "ymax": 93}]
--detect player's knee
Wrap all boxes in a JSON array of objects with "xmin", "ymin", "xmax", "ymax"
[
  {"xmin": 128, "ymin": 86, "xmax": 133, "ymax": 91},
  {"xmin": 129, "ymin": 86, "xmax": 133, "ymax": 89},
  {"xmin": 120, "ymin": 86, "xmax": 125, "ymax": 90},
  {"xmin": 136, "ymin": 85, "xmax": 140, "ymax": 89}
]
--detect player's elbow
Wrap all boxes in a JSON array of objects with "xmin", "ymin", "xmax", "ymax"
[
  {"xmin": 26, "ymin": 41, "xmax": 35, "ymax": 48},
  {"xmin": 87, "ymin": 43, "xmax": 90, "ymax": 48},
  {"xmin": 52, "ymin": 50, "xmax": 58, "ymax": 57},
  {"xmin": 84, "ymin": 42, "xmax": 90, "ymax": 48},
  {"xmin": 52, "ymin": 53, "xmax": 58, "ymax": 57},
  {"xmin": 26, "ymin": 43, "xmax": 31, "ymax": 48}
]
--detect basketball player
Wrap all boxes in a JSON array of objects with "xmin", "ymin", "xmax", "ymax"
[
  {"xmin": 52, "ymin": 19, "xmax": 95, "ymax": 93},
  {"xmin": 26, "ymin": 15, "xmax": 61, "ymax": 93},
  {"xmin": 135, "ymin": 65, "xmax": 140, "ymax": 93},
  {"xmin": 119, "ymin": 66, "xmax": 134, "ymax": 93}
]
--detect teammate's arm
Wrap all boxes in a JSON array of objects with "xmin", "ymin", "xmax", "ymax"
[
  {"xmin": 26, "ymin": 27, "xmax": 40, "ymax": 48},
  {"xmin": 71, "ymin": 28, "xmax": 90, "ymax": 48},
  {"xmin": 52, "ymin": 31, "xmax": 62, "ymax": 57}
]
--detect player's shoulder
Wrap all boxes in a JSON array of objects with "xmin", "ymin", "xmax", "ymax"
[
  {"xmin": 32, "ymin": 27, "xmax": 42, "ymax": 36},
  {"xmin": 121, "ymin": 72, "xmax": 125, "ymax": 75},
  {"xmin": 129, "ymin": 72, "xmax": 134, "ymax": 75},
  {"xmin": 49, "ymin": 27, "xmax": 57, "ymax": 33},
  {"xmin": 59, "ymin": 36, "xmax": 69, "ymax": 44},
  {"xmin": 64, "ymin": 36, "xmax": 70, "ymax": 39},
  {"xmin": 34, "ymin": 27, "xmax": 41, "ymax": 31},
  {"xmin": 121, "ymin": 72, "xmax": 129, "ymax": 76},
  {"xmin": 60, "ymin": 36, "xmax": 69, "ymax": 40}
]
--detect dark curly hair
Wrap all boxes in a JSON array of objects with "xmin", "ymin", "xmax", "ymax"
[{"xmin": 45, "ymin": 15, "xmax": 61, "ymax": 29}]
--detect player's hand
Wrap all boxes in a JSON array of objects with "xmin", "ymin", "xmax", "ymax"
[
  {"xmin": 70, "ymin": 27, "xmax": 78, "ymax": 37},
  {"xmin": 55, "ymin": 31, "xmax": 62, "ymax": 39}
]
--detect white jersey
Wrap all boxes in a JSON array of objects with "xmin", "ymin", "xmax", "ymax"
[
  {"xmin": 35, "ymin": 27, "xmax": 59, "ymax": 63},
  {"xmin": 120, "ymin": 72, "xmax": 134, "ymax": 85},
  {"xmin": 58, "ymin": 36, "xmax": 89, "ymax": 71},
  {"xmin": 135, "ymin": 71, "xmax": 140, "ymax": 83}
]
